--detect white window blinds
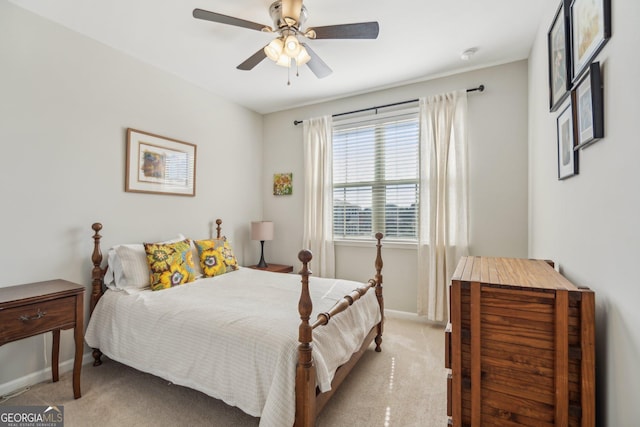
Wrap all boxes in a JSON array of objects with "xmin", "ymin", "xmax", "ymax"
[{"xmin": 332, "ymin": 109, "xmax": 419, "ymax": 241}]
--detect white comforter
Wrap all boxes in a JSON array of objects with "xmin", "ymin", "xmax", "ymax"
[{"xmin": 84, "ymin": 267, "xmax": 381, "ymax": 427}]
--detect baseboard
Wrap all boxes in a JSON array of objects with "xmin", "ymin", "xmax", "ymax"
[
  {"xmin": 384, "ymin": 308, "xmax": 447, "ymax": 325},
  {"xmin": 0, "ymin": 352, "xmax": 94, "ymax": 398}
]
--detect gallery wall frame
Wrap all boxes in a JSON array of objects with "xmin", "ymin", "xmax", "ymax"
[
  {"xmin": 548, "ymin": 0, "xmax": 571, "ymax": 111},
  {"xmin": 273, "ymin": 173, "xmax": 293, "ymax": 195},
  {"xmin": 569, "ymin": 0, "xmax": 611, "ymax": 83},
  {"xmin": 572, "ymin": 62, "xmax": 604, "ymax": 150},
  {"xmin": 126, "ymin": 128, "xmax": 197, "ymax": 196},
  {"xmin": 557, "ymin": 101, "xmax": 579, "ymax": 180}
]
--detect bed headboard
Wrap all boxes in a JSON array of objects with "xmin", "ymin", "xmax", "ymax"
[
  {"xmin": 90, "ymin": 223, "xmax": 105, "ymax": 315},
  {"xmin": 89, "ymin": 219, "xmax": 224, "ymax": 314}
]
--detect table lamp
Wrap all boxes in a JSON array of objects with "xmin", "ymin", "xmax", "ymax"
[{"xmin": 251, "ymin": 221, "xmax": 274, "ymax": 268}]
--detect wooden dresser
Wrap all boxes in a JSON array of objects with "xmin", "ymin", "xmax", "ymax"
[
  {"xmin": 0, "ymin": 279, "xmax": 84, "ymax": 398},
  {"xmin": 445, "ymin": 257, "xmax": 595, "ymax": 426}
]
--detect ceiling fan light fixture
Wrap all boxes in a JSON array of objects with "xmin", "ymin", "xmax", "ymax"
[
  {"xmin": 193, "ymin": 2, "xmax": 378, "ymax": 80},
  {"xmin": 264, "ymin": 38, "xmax": 284, "ymax": 61},
  {"xmin": 284, "ymin": 34, "xmax": 302, "ymax": 57},
  {"xmin": 295, "ymin": 46, "xmax": 311, "ymax": 66},
  {"xmin": 276, "ymin": 53, "xmax": 292, "ymax": 68}
]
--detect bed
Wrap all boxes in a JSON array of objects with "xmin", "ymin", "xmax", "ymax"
[{"xmin": 85, "ymin": 219, "xmax": 384, "ymax": 427}]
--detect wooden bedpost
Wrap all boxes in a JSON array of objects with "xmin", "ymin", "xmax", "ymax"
[
  {"xmin": 215, "ymin": 219, "xmax": 222, "ymax": 238},
  {"xmin": 90, "ymin": 223, "xmax": 103, "ymax": 315},
  {"xmin": 374, "ymin": 232, "xmax": 384, "ymax": 352},
  {"xmin": 91, "ymin": 222, "xmax": 104, "ymax": 366},
  {"xmin": 295, "ymin": 249, "xmax": 316, "ymax": 427}
]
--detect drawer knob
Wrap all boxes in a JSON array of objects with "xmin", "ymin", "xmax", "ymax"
[{"xmin": 19, "ymin": 309, "xmax": 47, "ymax": 322}]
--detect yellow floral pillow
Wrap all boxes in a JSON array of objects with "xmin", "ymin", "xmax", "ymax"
[
  {"xmin": 144, "ymin": 239, "xmax": 196, "ymax": 291},
  {"xmin": 195, "ymin": 238, "xmax": 239, "ymax": 277}
]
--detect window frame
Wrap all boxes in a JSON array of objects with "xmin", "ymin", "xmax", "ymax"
[{"xmin": 331, "ymin": 108, "xmax": 420, "ymax": 243}]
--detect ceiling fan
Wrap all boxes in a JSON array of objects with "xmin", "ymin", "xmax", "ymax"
[{"xmin": 193, "ymin": 0, "xmax": 379, "ymax": 82}]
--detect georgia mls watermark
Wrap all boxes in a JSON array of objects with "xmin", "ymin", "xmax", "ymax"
[{"xmin": 0, "ymin": 406, "xmax": 63, "ymax": 427}]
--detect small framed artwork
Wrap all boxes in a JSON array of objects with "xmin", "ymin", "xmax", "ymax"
[
  {"xmin": 570, "ymin": 0, "xmax": 611, "ymax": 83},
  {"xmin": 273, "ymin": 173, "xmax": 292, "ymax": 195},
  {"xmin": 548, "ymin": 0, "xmax": 571, "ymax": 111},
  {"xmin": 126, "ymin": 128, "xmax": 197, "ymax": 196},
  {"xmin": 557, "ymin": 101, "xmax": 579, "ymax": 180},
  {"xmin": 573, "ymin": 62, "xmax": 604, "ymax": 149}
]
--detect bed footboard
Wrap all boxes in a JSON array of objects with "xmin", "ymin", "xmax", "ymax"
[{"xmin": 295, "ymin": 233, "xmax": 384, "ymax": 427}]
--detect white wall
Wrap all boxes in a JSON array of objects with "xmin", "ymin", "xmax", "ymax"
[
  {"xmin": 263, "ymin": 61, "xmax": 529, "ymax": 313},
  {"xmin": 0, "ymin": 1, "xmax": 263, "ymax": 391},
  {"xmin": 529, "ymin": 1, "xmax": 640, "ymax": 425}
]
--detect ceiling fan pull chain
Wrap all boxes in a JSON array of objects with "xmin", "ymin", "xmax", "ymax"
[{"xmin": 287, "ymin": 65, "xmax": 291, "ymax": 86}]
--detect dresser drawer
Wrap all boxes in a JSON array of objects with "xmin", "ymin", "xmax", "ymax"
[
  {"xmin": 447, "ymin": 372, "xmax": 452, "ymax": 417},
  {"xmin": 444, "ymin": 323, "xmax": 451, "ymax": 369},
  {"xmin": 0, "ymin": 296, "xmax": 76, "ymax": 344}
]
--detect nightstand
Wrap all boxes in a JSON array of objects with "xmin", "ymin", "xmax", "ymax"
[
  {"xmin": 247, "ymin": 264, "xmax": 294, "ymax": 273},
  {"xmin": 0, "ymin": 279, "xmax": 84, "ymax": 399}
]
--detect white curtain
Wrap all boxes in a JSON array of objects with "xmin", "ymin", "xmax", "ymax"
[
  {"xmin": 302, "ymin": 116, "xmax": 335, "ymax": 278},
  {"xmin": 417, "ymin": 91, "xmax": 469, "ymax": 321}
]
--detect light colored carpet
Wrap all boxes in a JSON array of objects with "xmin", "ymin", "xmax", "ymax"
[{"xmin": 1, "ymin": 317, "xmax": 447, "ymax": 426}]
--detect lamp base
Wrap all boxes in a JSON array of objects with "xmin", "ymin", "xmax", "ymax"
[{"xmin": 257, "ymin": 240, "xmax": 268, "ymax": 268}]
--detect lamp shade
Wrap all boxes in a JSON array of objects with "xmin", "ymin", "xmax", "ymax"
[
  {"xmin": 251, "ymin": 221, "xmax": 274, "ymax": 241},
  {"xmin": 295, "ymin": 47, "xmax": 311, "ymax": 66},
  {"xmin": 276, "ymin": 54, "xmax": 292, "ymax": 68},
  {"xmin": 264, "ymin": 38, "xmax": 284, "ymax": 61},
  {"xmin": 283, "ymin": 34, "xmax": 302, "ymax": 57}
]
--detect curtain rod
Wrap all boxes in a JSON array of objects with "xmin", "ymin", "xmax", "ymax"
[{"xmin": 293, "ymin": 84, "xmax": 484, "ymax": 126}]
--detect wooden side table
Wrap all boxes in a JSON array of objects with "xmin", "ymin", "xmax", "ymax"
[
  {"xmin": 0, "ymin": 279, "xmax": 84, "ymax": 398},
  {"xmin": 247, "ymin": 264, "xmax": 294, "ymax": 273}
]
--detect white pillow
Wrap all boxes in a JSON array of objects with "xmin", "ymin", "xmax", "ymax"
[
  {"xmin": 104, "ymin": 234, "xmax": 185, "ymax": 293},
  {"xmin": 114, "ymin": 244, "xmax": 152, "ymax": 290},
  {"xmin": 103, "ymin": 249, "xmax": 122, "ymax": 290}
]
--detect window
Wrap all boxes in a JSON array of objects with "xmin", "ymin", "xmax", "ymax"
[{"xmin": 332, "ymin": 109, "xmax": 420, "ymax": 241}]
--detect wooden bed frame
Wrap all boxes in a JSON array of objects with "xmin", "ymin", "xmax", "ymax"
[{"xmin": 89, "ymin": 219, "xmax": 384, "ymax": 427}]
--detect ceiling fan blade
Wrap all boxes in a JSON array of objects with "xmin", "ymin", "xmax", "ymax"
[
  {"xmin": 281, "ymin": 0, "xmax": 303, "ymax": 23},
  {"xmin": 309, "ymin": 22, "xmax": 379, "ymax": 39},
  {"xmin": 193, "ymin": 8, "xmax": 270, "ymax": 32},
  {"xmin": 301, "ymin": 44, "xmax": 332, "ymax": 79},
  {"xmin": 237, "ymin": 47, "xmax": 268, "ymax": 71}
]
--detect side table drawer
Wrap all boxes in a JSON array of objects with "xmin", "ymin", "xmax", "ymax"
[{"xmin": 0, "ymin": 296, "xmax": 76, "ymax": 345}]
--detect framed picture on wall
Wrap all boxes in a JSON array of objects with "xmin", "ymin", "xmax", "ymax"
[
  {"xmin": 273, "ymin": 173, "xmax": 293, "ymax": 195},
  {"xmin": 557, "ymin": 101, "xmax": 579, "ymax": 180},
  {"xmin": 126, "ymin": 128, "xmax": 197, "ymax": 196},
  {"xmin": 573, "ymin": 62, "xmax": 604, "ymax": 149},
  {"xmin": 570, "ymin": 0, "xmax": 611, "ymax": 83},
  {"xmin": 548, "ymin": 0, "xmax": 571, "ymax": 111}
]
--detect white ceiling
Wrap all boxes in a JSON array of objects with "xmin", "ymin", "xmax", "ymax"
[{"xmin": 10, "ymin": 0, "xmax": 556, "ymax": 114}]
